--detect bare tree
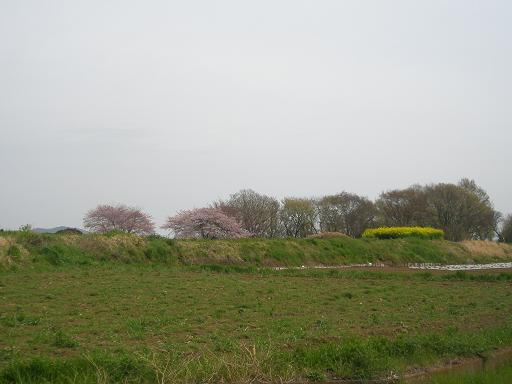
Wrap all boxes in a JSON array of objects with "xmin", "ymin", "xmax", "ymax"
[
  {"xmin": 424, "ymin": 182, "xmax": 496, "ymax": 241},
  {"xmin": 279, "ymin": 198, "xmax": 317, "ymax": 238},
  {"xmin": 375, "ymin": 186, "xmax": 433, "ymax": 227},
  {"xmin": 318, "ymin": 192, "xmax": 376, "ymax": 237},
  {"xmin": 501, "ymin": 214, "xmax": 512, "ymax": 243},
  {"xmin": 213, "ymin": 189, "xmax": 280, "ymax": 237},
  {"xmin": 83, "ymin": 204, "xmax": 155, "ymax": 235},
  {"xmin": 374, "ymin": 180, "xmax": 498, "ymax": 241},
  {"xmin": 162, "ymin": 207, "xmax": 250, "ymax": 239}
]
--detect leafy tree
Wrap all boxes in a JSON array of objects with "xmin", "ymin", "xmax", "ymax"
[
  {"xmin": 162, "ymin": 207, "xmax": 249, "ymax": 239},
  {"xmin": 279, "ymin": 198, "xmax": 317, "ymax": 238},
  {"xmin": 83, "ymin": 204, "xmax": 155, "ymax": 235},
  {"xmin": 458, "ymin": 178, "xmax": 500, "ymax": 239},
  {"xmin": 458, "ymin": 178, "xmax": 491, "ymax": 206},
  {"xmin": 318, "ymin": 192, "xmax": 376, "ymax": 237}
]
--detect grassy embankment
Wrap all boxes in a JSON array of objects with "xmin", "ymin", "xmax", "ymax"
[{"xmin": 1, "ymin": 231, "xmax": 512, "ymax": 269}]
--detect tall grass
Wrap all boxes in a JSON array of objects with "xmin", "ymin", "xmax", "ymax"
[{"xmin": 3, "ymin": 324, "xmax": 512, "ymax": 383}]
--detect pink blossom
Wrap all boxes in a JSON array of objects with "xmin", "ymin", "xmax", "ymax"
[
  {"xmin": 83, "ymin": 204, "xmax": 155, "ymax": 235},
  {"xmin": 162, "ymin": 207, "xmax": 250, "ymax": 239}
]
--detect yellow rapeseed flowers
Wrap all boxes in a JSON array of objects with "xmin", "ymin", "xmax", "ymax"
[{"xmin": 362, "ymin": 227, "xmax": 444, "ymax": 240}]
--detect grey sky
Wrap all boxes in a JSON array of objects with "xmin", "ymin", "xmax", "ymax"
[{"xmin": 1, "ymin": 0, "xmax": 511, "ymax": 230}]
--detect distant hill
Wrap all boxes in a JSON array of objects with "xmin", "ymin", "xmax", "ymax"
[{"xmin": 33, "ymin": 226, "xmax": 85, "ymax": 234}]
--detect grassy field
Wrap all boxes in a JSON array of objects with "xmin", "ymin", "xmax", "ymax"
[
  {"xmin": 2, "ymin": 232, "xmax": 512, "ymax": 382},
  {"xmin": 2, "ymin": 263, "xmax": 512, "ymax": 383}
]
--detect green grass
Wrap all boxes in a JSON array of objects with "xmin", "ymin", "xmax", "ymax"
[
  {"xmin": 2, "ymin": 231, "xmax": 512, "ymax": 270},
  {"xmin": 2, "ymin": 231, "xmax": 512, "ymax": 382},
  {"xmin": 2, "ymin": 265, "xmax": 512, "ymax": 382},
  {"xmin": 420, "ymin": 362, "xmax": 512, "ymax": 384}
]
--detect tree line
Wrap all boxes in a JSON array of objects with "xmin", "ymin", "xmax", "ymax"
[{"xmin": 82, "ymin": 178, "xmax": 512, "ymax": 242}]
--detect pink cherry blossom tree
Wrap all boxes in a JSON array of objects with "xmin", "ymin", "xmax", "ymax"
[
  {"xmin": 162, "ymin": 207, "xmax": 250, "ymax": 239},
  {"xmin": 83, "ymin": 204, "xmax": 155, "ymax": 235}
]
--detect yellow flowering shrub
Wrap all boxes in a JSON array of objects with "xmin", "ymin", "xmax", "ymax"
[{"xmin": 362, "ymin": 226, "xmax": 444, "ymax": 240}]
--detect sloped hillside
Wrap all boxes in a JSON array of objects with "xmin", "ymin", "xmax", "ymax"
[{"xmin": 1, "ymin": 231, "xmax": 512, "ymax": 269}]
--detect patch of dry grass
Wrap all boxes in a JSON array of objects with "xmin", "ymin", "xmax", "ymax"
[
  {"xmin": 177, "ymin": 240, "xmax": 245, "ymax": 264},
  {"xmin": 460, "ymin": 241, "xmax": 512, "ymax": 259},
  {"xmin": 0, "ymin": 236, "xmax": 30, "ymax": 268},
  {"xmin": 0, "ymin": 237, "xmax": 9, "ymax": 248}
]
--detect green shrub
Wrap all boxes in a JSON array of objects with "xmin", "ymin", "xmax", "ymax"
[
  {"xmin": 362, "ymin": 227, "xmax": 444, "ymax": 240},
  {"xmin": 16, "ymin": 231, "xmax": 44, "ymax": 246},
  {"xmin": 143, "ymin": 239, "xmax": 178, "ymax": 263},
  {"xmin": 40, "ymin": 245, "xmax": 91, "ymax": 266}
]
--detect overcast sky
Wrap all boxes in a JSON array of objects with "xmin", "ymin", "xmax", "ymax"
[{"xmin": 0, "ymin": 0, "xmax": 511, "ymax": 230}]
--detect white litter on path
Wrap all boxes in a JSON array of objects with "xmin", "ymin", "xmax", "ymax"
[
  {"xmin": 271, "ymin": 262, "xmax": 512, "ymax": 271},
  {"xmin": 408, "ymin": 262, "xmax": 512, "ymax": 271},
  {"xmin": 272, "ymin": 263, "xmax": 383, "ymax": 270}
]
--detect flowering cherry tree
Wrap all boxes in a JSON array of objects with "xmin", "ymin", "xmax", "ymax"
[
  {"xmin": 83, "ymin": 204, "xmax": 155, "ymax": 235},
  {"xmin": 162, "ymin": 207, "xmax": 250, "ymax": 239}
]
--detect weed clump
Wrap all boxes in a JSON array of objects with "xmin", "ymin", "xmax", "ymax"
[{"xmin": 53, "ymin": 330, "xmax": 79, "ymax": 348}]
